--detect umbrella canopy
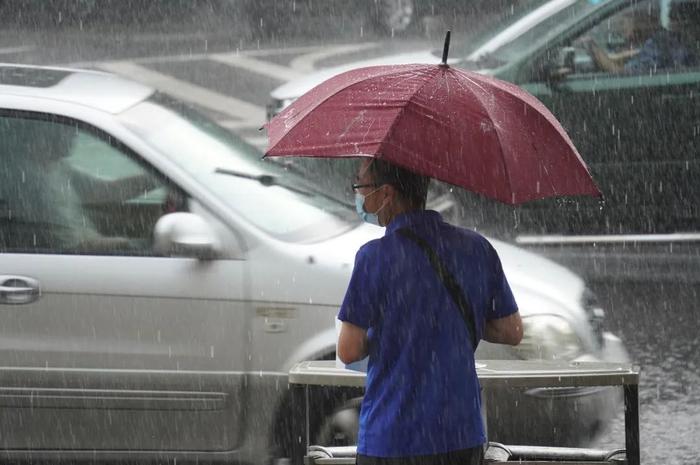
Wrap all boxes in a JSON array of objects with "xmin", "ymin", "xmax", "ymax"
[{"xmin": 265, "ymin": 62, "xmax": 601, "ymax": 205}]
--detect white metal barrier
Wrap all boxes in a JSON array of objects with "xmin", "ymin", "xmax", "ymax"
[{"xmin": 288, "ymin": 360, "xmax": 640, "ymax": 465}]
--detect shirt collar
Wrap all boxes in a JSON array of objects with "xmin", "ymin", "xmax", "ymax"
[{"xmin": 385, "ymin": 210, "xmax": 443, "ymax": 236}]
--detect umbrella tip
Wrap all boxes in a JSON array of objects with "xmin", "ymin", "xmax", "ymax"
[{"xmin": 441, "ymin": 30, "xmax": 451, "ymax": 66}]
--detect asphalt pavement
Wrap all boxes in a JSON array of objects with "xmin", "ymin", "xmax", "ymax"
[{"xmin": 1, "ymin": 22, "xmax": 433, "ymax": 149}]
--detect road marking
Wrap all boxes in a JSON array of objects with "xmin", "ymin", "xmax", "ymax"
[
  {"xmin": 0, "ymin": 45, "xmax": 34, "ymax": 55},
  {"xmin": 242, "ymin": 44, "xmax": 325, "ymax": 57},
  {"xmin": 218, "ymin": 119, "xmax": 264, "ymax": 130},
  {"xmin": 68, "ymin": 42, "xmax": 372, "ymax": 83},
  {"xmin": 97, "ymin": 61, "xmax": 265, "ymax": 126},
  {"xmin": 209, "ymin": 53, "xmax": 304, "ymax": 81},
  {"xmin": 290, "ymin": 42, "xmax": 378, "ymax": 73},
  {"xmin": 241, "ymin": 135, "xmax": 269, "ymax": 149},
  {"xmin": 122, "ymin": 31, "xmax": 224, "ymax": 43},
  {"xmin": 69, "ymin": 51, "xmax": 212, "ymax": 68}
]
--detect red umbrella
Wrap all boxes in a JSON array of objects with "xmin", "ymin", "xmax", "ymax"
[{"xmin": 265, "ymin": 37, "xmax": 600, "ymax": 205}]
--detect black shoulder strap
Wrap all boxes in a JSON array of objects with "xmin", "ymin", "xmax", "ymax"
[{"xmin": 397, "ymin": 227, "xmax": 478, "ymax": 351}]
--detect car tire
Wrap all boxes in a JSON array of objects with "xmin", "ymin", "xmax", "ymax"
[
  {"xmin": 314, "ymin": 397, "xmax": 362, "ymax": 447},
  {"xmin": 270, "ymin": 350, "xmax": 362, "ymax": 465}
]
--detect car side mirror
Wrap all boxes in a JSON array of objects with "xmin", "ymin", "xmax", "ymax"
[
  {"xmin": 153, "ymin": 212, "xmax": 221, "ymax": 260},
  {"xmin": 545, "ymin": 46, "xmax": 576, "ymax": 84}
]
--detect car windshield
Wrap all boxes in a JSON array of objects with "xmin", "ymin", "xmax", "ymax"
[
  {"xmin": 462, "ymin": 0, "xmax": 610, "ymax": 64},
  {"xmin": 119, "ymin": 93, "xmax": 359, "ymax": 243}
]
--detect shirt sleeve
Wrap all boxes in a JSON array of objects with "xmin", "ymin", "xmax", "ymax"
[
  {"xmin": 486, "ymin": 244, "xmax": 519, "ymax": 321},
  {"xmin": 337, "ymin": 243, "xmax": 379, "ymax": 329}
]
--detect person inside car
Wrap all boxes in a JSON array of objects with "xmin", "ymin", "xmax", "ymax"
[
  {"xmin": 583, "ymin": 1, "xmax": 697, "ymax": 73},
  {"xmin": 0, "ymin": 118, "xmax": 158, "ymax": 252}
]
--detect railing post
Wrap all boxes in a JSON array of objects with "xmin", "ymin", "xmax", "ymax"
[{"xmin": 624, "ymin": 384, "xmax": 640, "ymax": 465}]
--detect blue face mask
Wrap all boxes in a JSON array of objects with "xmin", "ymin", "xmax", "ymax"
[
  {"xmin": 356, "ymin": 185, "xmax": 390, "ymax": 226},
  {"xmin": 355, "ymin": 192, "xmax": 380, "ymax": 226}
]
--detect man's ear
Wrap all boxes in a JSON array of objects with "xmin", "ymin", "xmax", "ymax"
[{"xmin": 382, "ymin": 183, "xmax": 397, "ymax": 201}]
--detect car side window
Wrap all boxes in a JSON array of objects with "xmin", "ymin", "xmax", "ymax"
[
  {"xmin": 0, "ymin": 113, "xmax": 187, "ymax": 255},
  {"xmin": 535, "ymin": 0, "xmax": 700, "ymax": 79}
]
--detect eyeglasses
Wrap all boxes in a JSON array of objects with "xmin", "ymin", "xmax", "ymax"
[{"xmin": 351, "ymin": 182, "xmax": 382, "ymax": 192}]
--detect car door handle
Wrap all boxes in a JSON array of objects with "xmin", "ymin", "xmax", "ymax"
[{"xmin": 0, "ymin": 276, "xmax": 41, "ymax": 305}]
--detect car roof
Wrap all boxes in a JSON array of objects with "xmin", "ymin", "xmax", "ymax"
[
  {"xmin": 466, "ymin": 0, "xmax": 618, "ymax": 61},
  {"xmin": 0, "ymin": 63, "xmax": 154, "ymax": 114}
]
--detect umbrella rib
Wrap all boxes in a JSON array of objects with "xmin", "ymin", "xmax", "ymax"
[
  {"xmin": 378, "ymin": 67, "xmax": 443, "ymax": 164},
  {"xmin": 452, "ymin": 72, "xmax": 515, "ymax": 202},
  {"xmin": 280, "ymin": 65, "xmax": 429, "ymax": 147}
]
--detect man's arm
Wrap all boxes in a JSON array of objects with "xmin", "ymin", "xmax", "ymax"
[
  {"xmin": 484, "ymin": 312, "xmax": 523, "ymax": 346},
  {"xmin": 337, "ymin": 321, "xmax": 368, "ymax": 364},
  {"xmin": 587, "ymin": 40, "xmax": 626, "ymax": 73}
]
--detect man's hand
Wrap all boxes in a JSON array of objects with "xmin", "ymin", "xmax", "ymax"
[
  {"xmin": 484, "ymin": 312, "xmax": 523, "ymax": 346},
  {"xmin": 337, "ymin": 321, "xmax": 368, "ymax": 364},
  {"xmin": 578, "ymin": 36, "xmax": 629, "ymax": 73}
]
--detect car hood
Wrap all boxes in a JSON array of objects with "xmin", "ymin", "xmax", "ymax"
[
  {"xmin": 307, "ymin": 222, "xmax": 586, "ymax": 314},
  {"xmin": 271, "ymin": 50, "xmax": 448, "ymax": 101}
]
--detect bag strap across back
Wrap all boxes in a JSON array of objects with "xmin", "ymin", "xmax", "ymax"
[{"xmin": 397, "ymin": 227, "xmax": 478, "ymax": 351}]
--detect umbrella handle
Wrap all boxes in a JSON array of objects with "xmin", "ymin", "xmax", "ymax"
[{"xmin": 441, "ymin": 30, "xmax": 451, "ymax": 65}]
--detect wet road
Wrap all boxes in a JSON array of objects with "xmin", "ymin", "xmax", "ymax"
[
  {"xmin": 591, "ymin": 280, "xmax": 699, "ymax": 464},
  {"xmin": 4, "ymin": 20, "xmax": 699, "ymax": 464}
]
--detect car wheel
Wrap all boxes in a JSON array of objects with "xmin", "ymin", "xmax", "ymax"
[
  {"xmin": 314, "ymin": 397, "xmax": 362, "ymax": 447},
  {"xmin": 373, "ymin": 0, "xmax": 415, "ymax": 34},
  {"xmin": 271, "ymin": 352, "xmax": 362, "ymax": 465}
]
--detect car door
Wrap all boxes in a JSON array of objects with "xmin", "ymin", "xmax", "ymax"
[
  {"xmin": 517, "ymin": 0, "xmax": 700, "ymax": 237},
  {"xmin": 0, "ymin": 110, "xmax": 250, "ymax": 455}
]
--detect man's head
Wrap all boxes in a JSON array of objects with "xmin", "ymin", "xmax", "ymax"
[
  {"xmin": 353, "ymin": 158, "xmax": 430, "ymax": 226},
  {"xmin": 666, "ymin": 0, "xmax": 700, "ymax": 33},
  {"xmin": 613, "ymin": 2, "xmax": 660, "ymax": 43}
]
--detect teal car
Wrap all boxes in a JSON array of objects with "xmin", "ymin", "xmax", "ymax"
[
  {"xmin": 270, "ymin": 0, "xmax": 700, "ymax": 283},
  {"xmin": 464, "ymin": 0, "xmax": 700, "ymax": 281}
]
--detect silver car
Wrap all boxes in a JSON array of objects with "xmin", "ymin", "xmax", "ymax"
[{"xmin": 0, "ymin": 64, "xmax": 627, "ymax": 464}]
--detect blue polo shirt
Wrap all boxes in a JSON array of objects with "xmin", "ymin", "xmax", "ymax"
[{"xmin": 338, "ymin": 210, "xmax": 518, "ymax": 457}]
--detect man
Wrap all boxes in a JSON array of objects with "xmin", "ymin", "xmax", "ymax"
[
  {"xmin": 337, "ymin": 158, "xmax": 522, "ymax": 465},
  {"xmin": 626, "ymin": 0, "xmax": 699, "ymax": 72},
  {"xmin": 0, "ymin": 117, "xmax": 158, "ymax": 252},
  {"xmin": 584, "ymin": 0, "xmax": 696, "ymax": 73}
]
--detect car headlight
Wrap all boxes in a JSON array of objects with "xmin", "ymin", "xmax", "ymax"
[
  {"xmin": 513, "ymin": 314, "xmax": 583, "ymax": 361},
  {"xmin": 582, "ymin": 287, "xmax": 606, "ymax": 349}
]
